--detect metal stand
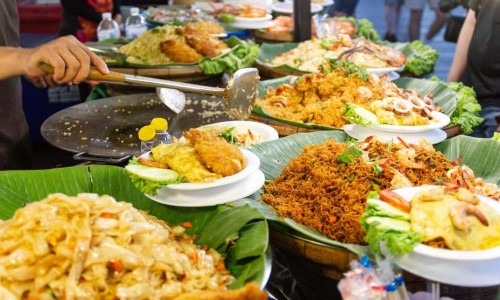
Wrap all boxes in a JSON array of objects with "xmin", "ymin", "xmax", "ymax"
[{"xmin": 293, "ymin": 0, "xmax": 312, "ymax": 42}]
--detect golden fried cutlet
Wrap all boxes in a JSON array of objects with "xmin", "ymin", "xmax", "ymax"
[
  {"xmin": 160, "ymin": 39, "xmax": 203, "ymax": 63},
  {"xmin": 176, "ymin": 21, "xmax": 225, "ymax": 36},
  {"xmin": 184, "ymin": 128, "xmax": 246, "ymax": 177},
  {"xmin": 184, "ymin": 35, "xmax": 229, "ymax": 58}
]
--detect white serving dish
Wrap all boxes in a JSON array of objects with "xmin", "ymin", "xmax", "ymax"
[
  {"xmin": 367, "ymin": 111, "xmax": 450, "ymax": 133},
  {"xmin": 343, "ymin": 125, "xmax": 447, "ymax": 145},
  {"xmin": 146, "ymin": 169, "xmax": 265, "ymax": 207},
  {"xmin": 198, "ymin": 120, "xmax": 279, "ymax": 145},
  {"xmin": 390, "ymin": 186, "xmax": 500, "ymax": 287}
]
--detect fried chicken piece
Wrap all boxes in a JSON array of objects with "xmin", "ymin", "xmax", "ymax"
[
  {"xmin": 184, "ymin": 35, "xmax": 229, "ymax": 58},
  {"xmin": 184, "ymin": 128, "xmax": 246, "ymax": 177},
  {"xmin": 176, "ymin": 21, "xmax": 225, "ymax": 36},
  {"xmin": 172, "ymin": 282, "xmax": 267, "ymax": 300},
  {"xmin": 160, "ymin": 39, "xmax": 202, "ymax": 63}
]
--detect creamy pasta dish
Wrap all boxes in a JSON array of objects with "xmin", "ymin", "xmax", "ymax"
[{"xmin": 0, "ymin": 194, "xmax": 234, "ymax": 299}]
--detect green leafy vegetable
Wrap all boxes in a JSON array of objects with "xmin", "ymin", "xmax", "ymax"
[
  {"xmin": 356, "ymin": 18, "xmax": 381, "ymax": 42},
  {"xmin": 125, "ymin": 157, "xmax": 183, "ymax": 195},
  {"xmin": 493, "ymin": 132, "xmax": 500, "ymax": 142},
  {"xmin": 322, "ymin": 59, "xmax": 369, "ymax": 81},
  {"xmin": 221, "ymin": 127, "xmax": 236, "ymax": 144},
  {"xmin": 337, "ymin": 145, "xmax": 363, "ymax": 164},
  {"xmin": 342, "ymin": 102, "xmax": 379, "ymax": 126},
  {"xmin": 446, "ymin": 81, "xmax": 483, "ymax": 134},
  {"xmin": 401, "ymin": 40, "xmax": 439, "ymax": 77},
  {"xmin": 219, "ymin": 13, "xmax": 236, "ymax": 23},
  {"xmin": 199, "ymin": 36, "xmax": 259, "ymax": 75},
  {"xmin": 372, "ymin": 164, "xmax": 384, "ymax": 176},
  {"xmin": 364, "ymin": 225, "xmax": 421, "ymax": 256}
]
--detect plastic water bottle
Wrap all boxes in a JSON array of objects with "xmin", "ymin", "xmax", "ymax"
[
  {"xmin": 97, "ymin": 12, "xmax": 120, "ymax": 41},
  {"xmin": 125, "ymin": 7, "xmax": 147, "ymax": 39},
  {"xmin": 154, "ymin": 130, "xmax": 173, "ymax": 147}
]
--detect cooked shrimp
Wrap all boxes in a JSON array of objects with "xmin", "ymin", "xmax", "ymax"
[
  {"xmin": 456, "ymin": 187, "xmax": 480, "ymax": 204},
  {"xmin": 357, "ymin": 86, "xmax": 373, "ymax": 99},
  {"xmin": 449, "ymin": 201, "xmax": 489, "ymax": 232},
  {"xmin": 381, "ymin": 164, "xmax": 413, "ymax": 188},
  {"xmin": 396, "ymin": 148, "xmax": 427, "ymax": 169}
]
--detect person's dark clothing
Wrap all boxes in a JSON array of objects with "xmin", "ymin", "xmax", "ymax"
[
  {"xmin": 462, "ymin": 0, "xmax": 500, "ymax": 109},
  {"xmin": 329, "ymin": 0, "xmax": 359, "ymax": 16},
  {"xmin": 0, "ymin": 0, "xmax": 32, "ymax": 170}
]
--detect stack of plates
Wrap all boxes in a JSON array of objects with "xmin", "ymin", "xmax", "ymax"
[
  {"xmin": 344, "ymin": 111, "xmax": 451, "ymax": 145},
  {"xmin": 147, "ymin": 149, "xmax": 265, "ymax": 207}
]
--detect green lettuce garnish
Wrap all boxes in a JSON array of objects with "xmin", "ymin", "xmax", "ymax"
[
  {"xmin": 447, "ymin": 81, "xmax": 483, "ymax": 134},
  {"xmin": 493, "ymin": 132, "xmax": 500, "ymax": 142},
  {"xmin": 401, "ymin": 40, "xmax": 439, "ymax": 77},
  {"xmin": 337, "ymin": 145, "xmax": 363, "ymax": 164},
  {"xmin": 199, "ymin": 36, "xmax": 259, "ymax": 75},
  {"xmin": 342, "ymin": 103, "xmax": 378, "ymax": 126}
]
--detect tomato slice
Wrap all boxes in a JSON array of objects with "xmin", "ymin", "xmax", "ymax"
[
  {"xmin": 137, "ymin": 157, "xmax": 168, "ymax": 169},
  {"xmin": 378, "ymin": 189, "xmax": 412, "ymax": 213}
]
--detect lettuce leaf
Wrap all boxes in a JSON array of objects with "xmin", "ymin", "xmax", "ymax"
[
  {"xmin": 356, "ymin": 18, "xmax": 381, "ymax": 42},
  {"xmin": 401, "ymin": 40, "xmax": 439, "ymax": 77},
  {"xmin": 342, "ymin": 103, "xmax": 378, "ymax": 126},
  {"xmin": 493, "ymin": 132, "xmax": 500, "ymax": 142},
  {"xmin": 199, "ymin": 36, "xmax": 259, "ymax": 75},
  {"xmin": 447, "ymin": 81, "xmax": 483, "ymax": 134},
  {"xmin": 365, "ymin": 225, "xmax": 421, "ymax": 256},
  {"xmin": 126, "ymin": 172, "xmax": 183, "ymax": 196}
]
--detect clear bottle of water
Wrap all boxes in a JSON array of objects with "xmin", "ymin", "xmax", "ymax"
[
  {"xmin": 97, "ymin": 12, "xmax": 120, "ymax": 41},
  {"xmin": 125, "ymin": 7, "xmax": 147, "ymax": 39},
  {"xmin": 154, "ymin": 130, "xmax": 173, "ymax": 147}
]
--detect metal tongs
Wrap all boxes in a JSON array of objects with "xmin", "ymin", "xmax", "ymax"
[{"xmin": 40, "ymin": 64, "xmax": 260, "ymax": 119}]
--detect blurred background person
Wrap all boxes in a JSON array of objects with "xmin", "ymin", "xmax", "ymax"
[
  {"xmin": 406, "ymin": 0, "xmax": 449, "ymax": 41},
  {"xmin": 328, "ymin": 0, "xmax": 360, "ymax": 17},
  {"xmin": 384, "ymin": 0, "xmax": 404, "ymax": 42},
  {"xmin": 60, "ymin": 0, "xmax": 122, "ymax": 43},
  {"xmin": 448, "ymin": 0, "xmax": 500, "ymax": 138}
]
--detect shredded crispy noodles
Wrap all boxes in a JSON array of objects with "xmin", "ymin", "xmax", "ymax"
[{"xmin": 261, "ymin": 138, "xmax": 454, "ymax": 245}]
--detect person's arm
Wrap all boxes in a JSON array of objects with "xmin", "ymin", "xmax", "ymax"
[
  {"xmin": 0, "ymin": 36, "xmax": 109, "ymax": 84},
  {"xmin": 448, "ymin": 9, "xmax": 476, "ymax": 82},
  {"xmin": 60, "ymin": 0, "xmax": 102, "ymax": 23}
]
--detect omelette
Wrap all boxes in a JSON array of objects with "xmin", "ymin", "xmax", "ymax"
[
  {"xmin": 152, "ymin": 142, "xmax": 221, "ymax": 183},
  {"xmin": 410, "ymin": 188, "xmax": 500, "ymax": 251}
]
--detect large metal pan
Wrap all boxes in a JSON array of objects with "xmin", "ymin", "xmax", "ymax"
[{"xmin": 41, "ymin": 93, "xmax": 233, "ymax": 163}]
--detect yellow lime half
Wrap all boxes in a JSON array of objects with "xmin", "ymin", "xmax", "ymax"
[
  {"xmin": 151, "ymin": 118, "xmax": 168, "ymax": 131},
  {"xmin": 138, "ymin": 125, "xmax": 156, "ymax": 141}
]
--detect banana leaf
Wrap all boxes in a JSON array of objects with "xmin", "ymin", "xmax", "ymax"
[
  {"xmin": 0, "ymin": 165, "xmax": 269, "ymax": 289},
  {"xmin": 253, "ymin": 76, "xmax": 458, "ymax": 130},
  {"xmin": 232, "ymin": 132, "xmax": 500, "ymax": 257},
  {"xmin": 256, "ymin": 42, "xmax": 300, "ymax": 73}
]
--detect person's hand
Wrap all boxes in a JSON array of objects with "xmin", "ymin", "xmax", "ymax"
[
  {"xmin": 23, "ymin": 35, "xmax": 109, "ymax": 85},
  {"xmin": 24, "ymin": 74, "xmax": 58, "ymax": 89}
]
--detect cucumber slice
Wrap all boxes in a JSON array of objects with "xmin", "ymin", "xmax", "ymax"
[{"xmin": 125, "ymin": 164, "xmax": 179, "ymax": 182}]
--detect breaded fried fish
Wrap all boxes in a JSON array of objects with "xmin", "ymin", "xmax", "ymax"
[
  {"xmin": 160, "ymin": 39, "xmax": 202, "ymax": 63},
  {"xmin": 184, "ymin": 129, "xmax": 246, "ymax": 177},
  {"xmin": 184, "ymin": 35, "xmax": 229, "ymax": 58}
]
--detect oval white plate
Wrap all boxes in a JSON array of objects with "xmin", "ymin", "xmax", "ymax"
[
  {"xmin": 390, "ymin": 186, "xmax": 500, "ymax": 287},
  {"xmin": 230, "ymin": 20, "xmax": 275, "ymax": 29},
  {"xmin": 163, "ymin": 148, "xmax": 260, "ymax": 191},
  {"xmin": 234, "ymin": 14, "xmax": 273, "ymax": 22},
  {"xmin": 368, "ymin": 111, "xmax": 450, "ymax": 133},
  {"xmin": 366, "ymin": 65, "xmax": 405, "ymax": 75},
  {"xmin": 146, "ymin": 169, "xmax": 265, "ymax": 207},
  {"xmin": 344, "ymin": 125, "xmax": 447, "ymax": 145},
  {"xmin": 271, "ymin": 2, "xmax": 324, "ymax": 14},
  {"xmin": 198, "ymin": 120, "xmax": 279, "ymax": 145}
]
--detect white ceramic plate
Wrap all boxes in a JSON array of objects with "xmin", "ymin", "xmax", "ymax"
[
  {"xmin": 230, "ymin": 20, "xmax": 275, "ymax": 29},
  {"xmin": 163, "ymin": 148, "xmax": 260, "ymax": 191},
  {"xmin": 234, "ymin": 14, "xmax": 273, "ymax": 22},
  {"xmin": 366, "ymin": 65, "xmax": 405, "ymax": 76},
  {"xmin": 343, "ymin": 125, "xmax": 447, "ymax": 145},
  {"xmin": 146, "ymin": 169, "xmax": 265, "ymax": 207},
  {"xmin": 389, "ymin": 186, "xmax": 500, "ymax": 287},
  {"xmin": 271, "ymin": 2, "xmax": 324, "ymax": 14},
  {"xmin": 198, "ymin": 120, "xmax": 279, "ymax": 145},
  {"xmin": 211, "ymin": 33, "xmax": 228, "ymax": 38},
  {"xmin": 368, "ymin": 111, "xmax": 450, "ymax": 133}
]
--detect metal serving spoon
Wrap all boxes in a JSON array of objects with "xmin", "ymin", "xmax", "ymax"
[{"xmin": 40, "ymin": 64, "xmax": 260, "ymax": 119}]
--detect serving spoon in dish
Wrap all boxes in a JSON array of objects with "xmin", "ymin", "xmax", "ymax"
[{"xmin": 40, "ymin": 64, "xmax": 260, "ymax": 119}]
